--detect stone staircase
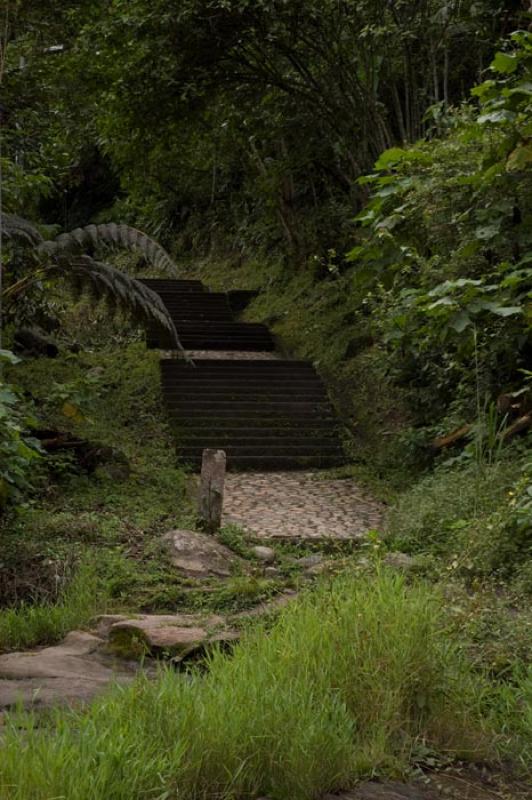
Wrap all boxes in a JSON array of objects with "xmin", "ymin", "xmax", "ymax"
[
  {"xmin": 143, "ymin": 279, "xmax": 274, "ymax": 351},
  {"xmin": 143, "ymin": 278, "xmax": 345, "ymax": 470}
]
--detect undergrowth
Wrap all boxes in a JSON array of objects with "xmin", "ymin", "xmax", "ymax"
[
  {"xmin": 0, "ymin": 561, "xmax": 108, "ymax": 652},
  {"xmin": 2, "ymin": 572, "xmax": 528, "ymax": 800}
]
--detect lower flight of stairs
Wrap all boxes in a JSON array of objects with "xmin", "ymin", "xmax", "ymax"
[
  {"xmin": 143, "ymin": 278, "xmax": 346, "ymax": 470},
  {"xmin": 161, "ymin": 359, "xmax": 345, "ymax": 469}
]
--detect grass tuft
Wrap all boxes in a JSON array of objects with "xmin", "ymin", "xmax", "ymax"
[
  {"xmin": 0, "ymin": 562, "xmax": 108, "ymax": 652},
  {"xmin": 1, "ymin": 571, "xmax": 521, "ymax": 800}
]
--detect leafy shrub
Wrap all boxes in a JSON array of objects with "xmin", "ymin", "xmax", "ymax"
[
  {"xmin": 386, "ymin": 453, "xmax": 532, "ymax": 589},
  {"xmin": 0, "ymin": 350, "xmax": 41, "ymax": 507},
  {"xmin": 348, "ymin": 32, "xmax": 532, "ymax": 420}
]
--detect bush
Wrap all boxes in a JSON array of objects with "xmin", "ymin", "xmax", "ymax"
[
  {"xmin": 0, "ymin": 351, "xmax": 41, "ymax": 508},
  {"xmin": 386, "ymin": 455, "xmax": 532, "ymax": 589}
]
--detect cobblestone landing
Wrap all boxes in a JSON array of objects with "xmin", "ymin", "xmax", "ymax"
[{"xmin": 223, "ymin": 471, "xmax": 384, "ymax": 541}]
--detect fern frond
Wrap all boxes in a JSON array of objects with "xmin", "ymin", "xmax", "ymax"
[
  {"xmin": 37, "ymin": 223, "xmax": 178, "ymax": 276},
  {"xmin": 1, "ymin": 212, "xmax": 44, "ymax": 247},
  {"xmin": 50, "ymin": 255, "xmax": 187, "ymax": 356}
]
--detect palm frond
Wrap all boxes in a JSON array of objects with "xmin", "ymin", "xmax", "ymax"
[
  {"xmin": 50, "ymin": 255, "xmax": 188, "ymax": 357},
  {"xmin": 37, "ymin": 223, "xmax": 179, "ymax": 276},
  {"xmin": 1, "ymin": 212, "xmax": 44, "ymax": 247}
]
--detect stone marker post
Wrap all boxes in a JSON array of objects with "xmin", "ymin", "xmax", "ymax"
[{"xmin": 198, "ymin": 449, "xmax": 226, "ymax": 534}]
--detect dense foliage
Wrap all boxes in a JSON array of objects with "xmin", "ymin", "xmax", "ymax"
[
  {"xmin": 348, "ymin": 29, "xmax": 532, "ymax": 419},
  {"xmin": 1, "ymin": 1, "xmax": 524, "ymax": 255}
]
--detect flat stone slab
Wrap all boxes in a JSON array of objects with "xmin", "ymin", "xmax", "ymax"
[
  {"xmin": 0, "ymin": 631, "xmax": 138, "ymax": 712},
  {"xmin": 224, "ymin": 472, "xmax": 383, "ymax": 541},
  {"xmin": 105, "ymin": 613, "xmax": 239, "ymax": 659},
  {"xmin": 163, "ymin": 528, "xmax": 244, "ymax": 577},
  {"xmin": 330, "ymin": 785, "xmax": 442, "ymax": 800},
  {"xmin": 331, "ymin": 772, "xmax": 531, "ymax": 800}
]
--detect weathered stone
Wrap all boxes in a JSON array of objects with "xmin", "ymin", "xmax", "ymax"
[
  {"xmin": 95, "ymin": 614, "xmax": 129, "ymax": 638},
  {"xmin": 107, "ymin": 614, "xmax": 238, "ymax": 659},
  {"xmin": 0, "ymin": 631, "xmax": 138, "ymax": 712},
  {"xmin": 163, "ymin": 528, "xmax": 243, "ymax": 578},
  {"xmin": 304, "ymin": 561, "xmax": 329, "ymax": 576},
  {"xmin": 293, "ymin": 553, "xmax": 324, "ymax": 569},
  {"xmin": 14, "ymin": 327, "xmax": 58, "ymax": 358},
  {"xmin": 86, "ymin": 366, "xmax": 105, "ymax": 379},
  {"xmin": 383, "ymin": 552, "xmax": 418, "ymax": 571},
  {"xmin": 198, "ymin": 449, "xmax": 226, "ymax": 533},
  {"xmin": 252, "ymin": 545, "xmax": 276, "ymax": 564},
  {"xmin": 264, "ymin": 566, "xmax": 280, "ymax": 578},
  {"xmin": 94, "ymin": 460, "xmax": 131, "ymax": 482}
]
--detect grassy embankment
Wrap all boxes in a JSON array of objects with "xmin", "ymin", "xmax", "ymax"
[{"xmin": 1, "ymin": 571, "xmax": 530, "ymax": 799}]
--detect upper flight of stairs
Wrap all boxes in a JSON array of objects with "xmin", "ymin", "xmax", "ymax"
[
  {"xmin": 142, "ymin": 278, "xmax": 274, "ymax": 351},
  {"xmin": 143, "ymin": 278, "xmax": 346, "ymax": 470}
]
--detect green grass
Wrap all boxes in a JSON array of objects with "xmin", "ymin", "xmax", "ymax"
[
  {"xmin": 385, "ymin": 455, "xmax": 532, "ymax": 589},
  {"xmin": 0, "ymin": 562, "xmax": 109, "ymax": 652},
  {"xmin": 2, "ymin": 571, "xmax": 527, "ymax": 800}
]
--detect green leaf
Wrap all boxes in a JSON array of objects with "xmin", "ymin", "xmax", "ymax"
[
  {"xmin": 0, "ymin": 349, "xmax": 20, "ymax": 365},
  {"xmin": 449, "ymin": 311, "xmax": 472, "ymax": 333},
  {"xmin": 374, "ymin": 147, "xmax": 407, "ymax": 170},
  {"xmin": 475, "ymin": 224, "xmax": 500, "ymax": 241},
  {"xmin": 491, "ymin": 52, "xmax": 518, "ymax": 74},
  {"xmin": 478, "ymin": 110, "xmax": 516, "ymax": 125},
  {"xmin": 506, "ymin": 143, "xmax": 532, "ymax": 172},
  {"xmin": 484, "ymin": 304, "xmax": 522, "ymax": 317},
  {"xmin": 428, "ymin": 297, "xmax": 455, "ymax": 310}
]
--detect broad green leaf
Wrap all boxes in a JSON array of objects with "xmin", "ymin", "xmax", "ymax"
[
  {"xmin": 428, "ymin": 297, "xmax": 455, "ymax": 310},
  {"xmin": 478, "ymin": 110, "xmax": 516, "ymax": 124},
  {"xmin": 475, "ymin": 224, "xmax": 500, "ymax": 241},
  {"xmin": 375, "ymin": 147, "xmax": 407, "ymax": 170},
  {"xmin": 491, "ymin": 51, "xmax": 518, "ymax": 74},
  {"xmin": 484, "ymin": 304, "xmax": 522, "ymax": 317},
  {"xmin": 449, "ymin": 311, "xmax": 472, "ymax": 332},
  {"xmin": 62, "ymin": 401, "xmax": 85, "ymax": 422},
  {"xmin": 506, "ymin": 143, "xmax": 532, "ymax": 172},
  {"xmin": 0, "ymin": 349, "xmax": 20, "ymax": 365}
]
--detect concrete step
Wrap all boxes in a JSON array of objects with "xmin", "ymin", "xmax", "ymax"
[
  {"xmin": 164, "ymin": 389, "xmax": 329, "ymax": 400},
  {"xmin": 178, "ymin": 443, "xmax": 344, "ymax": 457},
  {"xmin": 178, "ymin": 454, "xmax": 345, "ymax": 469},
  {"xmin": 140, "ymin": 279, "xmax": 205, "ymax": 292},
  {"xmin": 166, "ymin": 399, "xmax": 332, "ymax": 413},
  {"xmin": 177, "ymin": 435, "xmax": 340, "ymax": 447},
  {"xmin": 161, "ymin": 361, "xmax": 315, "ymax": 374}
]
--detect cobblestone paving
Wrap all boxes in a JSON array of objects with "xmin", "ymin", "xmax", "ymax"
[{"xmin": 224, "ymin": 471, "xmax": 384, "ymax": 541}]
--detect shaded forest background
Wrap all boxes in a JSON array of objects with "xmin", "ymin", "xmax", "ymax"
[{"xmin": 1, "ymin": 0, "xmax": 532, "ymax": 577}]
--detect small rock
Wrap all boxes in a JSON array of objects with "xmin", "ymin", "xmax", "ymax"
[
  {"xmin": 264, "ymin": 566, "xmax": 280, "ymax": 578},
  {"xmin": 94, "ymin": 461, "xmax": 131, "ymax": 482},
  {"xmin": 252, "ymin": 545, "xmax": 276, "ymax": 564},
  {"xmin": 163, "ymin": 529, "xmax": 244, "ymax": 578},
  {"xmin": 304, "ymin": 562, "xmax": 328, "ymax": 576},
  {"xmin": 13, "ymin": 327, "xmax": 58, "ymax": 358},
  {"xmin": 86, "ymin": 366, "xmax": 105, "ymax": 379},
  {"xmin": 293, "ymin": 553, "xmax": 323, "ymax": 569},
  {"xmin": 383, "ymin": 552, "xmax": 417, "ymax": 571}
]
